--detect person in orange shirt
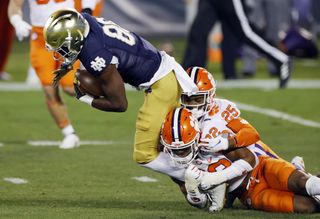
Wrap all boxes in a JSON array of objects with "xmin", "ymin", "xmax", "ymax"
[
  {"xmin": 8, "ymin": 0, "xmax": 97, "ymax": 149},
  {"xmin": 74, "ymin": 0, "xmax": 104, "ymax": 17},
  {"xmin": 0, "ymin": 0, "xmax": 14, "ymax": 81}
]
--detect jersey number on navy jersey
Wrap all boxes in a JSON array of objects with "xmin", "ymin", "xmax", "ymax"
[{"xmin": 96, "ymin": 18, "xmax": 136, "ymax": 46}]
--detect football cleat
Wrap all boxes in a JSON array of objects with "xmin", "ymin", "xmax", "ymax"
[
  {"xmin": 0, "ymin": 72, "xmax": 12, "ymax": 81},
  {"xmin": 279, "ymin": 59, "xmax": 292, "ymax": 89},
  {"xmin": 59, "ymin": 134, "xmax": 80, "ymax": 149},
  {"xmin": 291, "ymin": 156, "xmax": 305, "ymax": 171}
]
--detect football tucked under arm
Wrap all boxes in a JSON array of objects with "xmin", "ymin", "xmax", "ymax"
[{"xmin": 75, "ymin": 69, "xmax": 104, "ymax": 98}]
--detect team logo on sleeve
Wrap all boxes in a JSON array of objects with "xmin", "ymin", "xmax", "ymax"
[{"xmin": 90, "ymin": 56, "xmax": 106, "ymax": 71}]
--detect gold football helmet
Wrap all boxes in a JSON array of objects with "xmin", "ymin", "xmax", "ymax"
[
  {"xmin": 181, "ymin": 67, "xmax": 216, "ymax": 119},
  {"xmin": 160, "ymin": 107, "xmax": 200, "ymax": 165},
  {"xmin": 43, "ymin": 9, "xmax": 90, "ymax": 67}
]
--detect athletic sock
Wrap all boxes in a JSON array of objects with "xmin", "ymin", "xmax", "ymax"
[
  {"xmin": 61, "ymin": 125, "xmax": 75, "ymax": 137},
  {"xmin": 305, "ymin": 175, "xmax": 320, "ymax": 196}
]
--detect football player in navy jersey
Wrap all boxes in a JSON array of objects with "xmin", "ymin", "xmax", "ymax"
[{"xmin": 43, "ymin": 9, "xmax": 198, "ymax": 182}]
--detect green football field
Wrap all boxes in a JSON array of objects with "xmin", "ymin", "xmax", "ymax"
[{"xmin": 0, "ymin": 40, "xmax": 320, "ymax": 218}]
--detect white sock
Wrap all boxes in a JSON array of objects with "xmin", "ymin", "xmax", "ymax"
[
  {"xmin": 305, "ymin": 175, "xmax": 320, "ymax": 196},
  {"xmin": 140, "ymin": 152, "xmax": 185, "ymax": 181},
  {"xmin": 61, "ymin": 125, "xmax": 75, "ymax": 137}
]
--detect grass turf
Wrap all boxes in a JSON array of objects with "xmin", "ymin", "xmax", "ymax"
[{"xmin": 0, "ymin": 39, "xmax": 320, "ymax": 218}]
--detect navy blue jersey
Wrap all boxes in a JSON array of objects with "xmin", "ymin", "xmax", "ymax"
[{"xmin": 79, "ymin": 13, "xmax": 161, "ymax": 87}]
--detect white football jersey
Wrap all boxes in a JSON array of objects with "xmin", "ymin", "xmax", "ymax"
[
  {"xmin": 28, "ymin": 0, "xmax": 75, "ymax": 27},
  {"xmin": 194, "ymin": 144, "xmax": 263, "ymax": 193},
  {"xmin": 200, "ymin": 98, "xmax": 241, "ymax": 140}
]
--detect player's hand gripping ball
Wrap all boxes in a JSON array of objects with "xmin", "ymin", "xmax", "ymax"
[{"xmin": 74, "ymin": 70, "xmax": 104, "ymax": 98}]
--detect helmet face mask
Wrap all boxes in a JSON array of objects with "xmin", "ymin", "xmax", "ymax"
[
  {"xmin": 44, "ymin": 9, "xmax": 90, "ymax": 67},
  {"xmin": 163, "ymin": 140, "xmax": 199, "ymax": 165},
  {"xmin": 182, "ymin": 67, "xmax": 216, "ymax": 119},
  {"xmin": 160, "ymin": 107, "xmax": 200, "ymax": 166}
]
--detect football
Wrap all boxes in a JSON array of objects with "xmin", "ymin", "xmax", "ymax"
[{"xmin": 75, "ymin": 70, "xmax": 104, "ymax": 97}]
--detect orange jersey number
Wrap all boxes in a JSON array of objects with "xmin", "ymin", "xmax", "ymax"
[
  {"xmin": 208, "ymin": 158, "xmax": 232, "ymax": 172},
  {"xmin": 204, "ymin": 127, "xmax": 230, "ymax": 139},
  {"xmin": 221, "ymin": 104, "xmax": 239, "ymax": 123},
  {"xmin": 36, "ymin": 0, "xmax": 66, "ymax": 4}
]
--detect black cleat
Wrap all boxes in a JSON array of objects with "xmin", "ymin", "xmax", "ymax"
[{"xmin": 279, "ymin": 59, "xmax": 292, "ymax": 89}]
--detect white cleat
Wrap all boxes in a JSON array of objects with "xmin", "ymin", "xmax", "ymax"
[
  {"xmin": 291, "ymin": 156, "xmax": 305, "ymax": 171},
  {"xmin": 313, "ymin": 195, "xmax": 320, "ymax": 205},
  {"xmin": 59, "ymin": 134, "xmax": 80, "ymax": 149}
]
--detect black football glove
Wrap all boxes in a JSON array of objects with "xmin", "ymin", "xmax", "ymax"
[
  {"xmin": 73, "ymin": 78, "xmax": 85, "ymax": 99},
  {"xmin": 73, "ymin": 78, "xmax": 94, "ymax": 106},
  {"xmin": 52, "ymin": 64, "xmax": 73, "ymax": 87}
]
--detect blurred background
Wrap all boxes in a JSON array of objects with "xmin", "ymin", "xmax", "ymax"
[
  {"xmin": 2, "ymin": 0, "xmax": 320, "ymax": 83},
  {"xmin": 1, "ymin": 1, "xmax": 320, "ymax": 218}
]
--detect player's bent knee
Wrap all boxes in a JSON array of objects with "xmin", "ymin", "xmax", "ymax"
[
  {"xmin": 294, "ymin": 195, "xmax": 318, "ymax": 213},
  {"xmin": 133, "ymin": 149, "xmax": 158, "ymax": 164}
]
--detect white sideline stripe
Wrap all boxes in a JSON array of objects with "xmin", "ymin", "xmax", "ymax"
[
  {"xmin": 1, "ymin": 80, "xmax": 320, "ymax": 91},
  {"xmin": 3, "ymin": 177, "xmax": 28, "ymax": 184},
  {"xmin": 132, "ymin": 176, "xmax": 158, "ymax": 182},
  {"xmin": 28, "ymin": 140, "xmax": 129, "ymax": 146},
  {"xmin": 236, "ymin": 102, "xmax": 320, "ymax": 128}
]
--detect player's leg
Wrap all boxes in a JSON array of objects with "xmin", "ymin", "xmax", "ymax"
[
  {"xmin": 182, "ymin": 0, "xmax": 217, "ymax": 69},
  {"xmin": 263, "ymin": 156, "xmax": 320, "ymax": 209},
  {"xmin": 257, "ymin": 141, "xmax": 306, "ymax": 171},
  {"xmin": 0, "ymin": 0, "xmax": 14, "ymax": 81},
  {"xmin": 30, "ymin": 27, "xmax": 79, "ymax": 149},
  {"xmin": 294, "ymin": 194, "xmax": 319, "ymax": 213},
  {"xmin": 134, "ymin": 71, "xmax": 185, "ymax": 181},
  {"xmin": 218, "ymin": 0, "xmax": 291, "ymax": 88},
  {"xmin": 288, "ymin": 170, "xmax": 320, "ymax": 205}
]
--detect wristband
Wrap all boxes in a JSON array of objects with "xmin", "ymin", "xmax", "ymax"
[{"xmin": 79, "ymin": 94, "xmax": 94, "ymax": 106}]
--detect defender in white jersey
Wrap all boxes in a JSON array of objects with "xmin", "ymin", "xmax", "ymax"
[
  {"xmin": 161, "ymin": 107, "xmax": 320, "ymax": 213},
  {"xmin": 181, "ymin": 67, "xmax": 305, "ymax": 170},
  {"xmin": 8, "ymin": 0, "xmax": 97, "ymax": 149}
]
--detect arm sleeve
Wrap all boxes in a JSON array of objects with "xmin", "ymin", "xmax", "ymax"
[{"xmin": 227, "ymin": 117, "xmax": 260, "ymax": 147}]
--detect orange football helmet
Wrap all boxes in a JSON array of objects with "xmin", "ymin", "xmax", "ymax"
[
  {"xmin": 160, "ymin": 107, "xmax": 200, "ymax": 165},
  {"xmin": 181, "ymin": 67, "xmax": 216, "ymax": 119}
]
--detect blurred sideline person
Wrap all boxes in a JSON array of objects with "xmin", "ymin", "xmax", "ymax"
[
  {"xmin": 74, "ymin": 0, "xmax": 104, "ymax": 17},
  {"xmin": 8, "ymin": 0, "xmax": 97, "ymax": 149},
  {"xmin": 0, "ymin": 0, "xmax": 14, "ymax": 81},
  {"xmin": 25, "ymin": 0, "xmax": 103, "ymax": 85},
  {"xmin": 182, "ymin": 0, "xmax": 292, "ymax": 88},
  {"xmin": 161, "ymin": 107, "xmax": 320, "ymax": 213},
  {"xmin": 43, "ymin": 9, "xmax": 198, "ymax": 181},
  {"xmin": 241, "ymin": 0, "xmax": 291, "ymax": 78}
]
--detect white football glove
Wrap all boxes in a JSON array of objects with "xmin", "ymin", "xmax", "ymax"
[
  {"xmin": 200, "ymin": 171, "xmax": 227, "ymax": 191},
  {"xmin": 199, "ymin": 135, "xmax": 229, "ymax": 153},
  {"xmin": 186, "ymin": 192, "xmax": 208, "ymax": 209},
  {"xmin": 207, "ymin": 183, "xmax": 227, "ymax": 212},
  {"xmin": 184, "ymin": 164, "xmax": 203, "ymax": 193},
  {"xmin": 10, "ymin": 14, "xmax": 31, "ymax": 41}
]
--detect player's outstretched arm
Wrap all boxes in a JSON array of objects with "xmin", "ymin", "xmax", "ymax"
[
  {"xmin": 92, "ymin": 64, "xmax": 128, "ymax": 112},
  {"xmin": 227, "ymin": 117, "xmax": 260, "ymax": 149},
  {"xmin": 200, "ymin": 148, "xmax": 256, "ymax": 190}
]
